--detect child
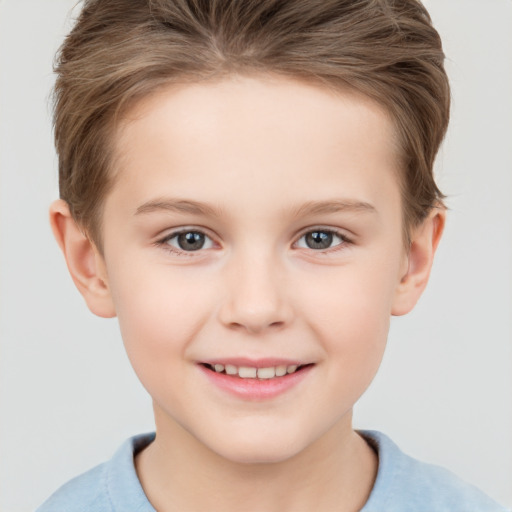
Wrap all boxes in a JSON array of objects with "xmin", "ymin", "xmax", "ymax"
[{"xmin": 36, "ymin": 0, "xmax": 507, "ymax": 510}]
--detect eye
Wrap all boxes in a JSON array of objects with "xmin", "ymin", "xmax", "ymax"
[
  {"xmin": 162, "ymin": 230, "xmax": 215, "ymax": 252},
  {"xmin": 295, "ymin": 229, "xmax": 348, "ymax": 251}
]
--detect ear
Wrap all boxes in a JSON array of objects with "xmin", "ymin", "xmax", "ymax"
[
  {"xmin": 49, "ymin": 199, "xmax": 116, "ymax": 318},
  {"xmin": 392, "ymin": 208, "xmax": 445, "ymax": 316}
]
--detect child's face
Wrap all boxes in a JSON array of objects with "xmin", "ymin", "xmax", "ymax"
[{"xmin": 99, "ymin": 75, "xmax": 410, "ymax": 463}]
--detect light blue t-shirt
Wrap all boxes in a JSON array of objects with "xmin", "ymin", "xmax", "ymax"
[{"xmin": 37, "ymin": 430, "xmax": 508, "ymax": 512}]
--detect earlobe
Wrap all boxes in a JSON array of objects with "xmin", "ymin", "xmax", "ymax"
[
  {"xmin": 391, "ymin": 208, "xmax": 445, "ymax": 316},
  {"xmin": 49, "ymin": 199, "xmax": 116, "ymax": 318}
]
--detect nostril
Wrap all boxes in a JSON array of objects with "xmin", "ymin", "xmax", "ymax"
[{"xmin": 217, "ymin": 275, "xmax": 294, "ymax": 333}]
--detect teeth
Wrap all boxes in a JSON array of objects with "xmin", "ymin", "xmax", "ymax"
[
  {"xmin": 257, "ymin": 367, "xmax": 275, "ymax": 379},
  {"xmin": 238, "ymin": 366, "xmax": 257, "ymax": 378},
  {"xmin": 275, "ymin": 365, "xmax": 287, "ymax": 377},
  {"xmin": 225, "ymin": 364, "xmax": 237, "ymax": 375},
  {"xmin": 208, "ymin": 363, "xmax": 304, "ymax": 379}
]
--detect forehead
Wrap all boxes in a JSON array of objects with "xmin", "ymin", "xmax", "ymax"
[{"xmin": 110, "ymin": 74, "xmax": 401, "ymax": 223}]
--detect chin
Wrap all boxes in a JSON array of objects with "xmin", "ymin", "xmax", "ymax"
[
  {"xmin": 218, "ymin": 445, "xmax": 299, "ymax": 465},
  {"xmin": 204, "ymin": 430, "xmax": 310, "ymax": 465}
]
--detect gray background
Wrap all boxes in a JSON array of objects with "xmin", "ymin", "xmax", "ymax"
[{"xmin": 1, "ymin": 1, "xmax": 511, "ymax": 510}]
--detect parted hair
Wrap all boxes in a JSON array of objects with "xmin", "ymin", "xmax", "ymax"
[{"xmin": 53, "ymin": 0, "xmax": 450, "ymax": 248}]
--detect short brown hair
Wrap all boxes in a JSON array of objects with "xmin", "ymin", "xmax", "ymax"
[{"xmin": 53, "ymin": 0, "xmax": 450, "ymax": 248}]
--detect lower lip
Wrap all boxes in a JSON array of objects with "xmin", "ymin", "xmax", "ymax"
[{"xmin": 198, "ymin": 364, "xmax": 313, "ymax": 400}]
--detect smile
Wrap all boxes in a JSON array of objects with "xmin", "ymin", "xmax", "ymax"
[
  {"xmin": 201, "ymin": 362, "xmax": 307, "ymax": 380},
  {"xmin": 198, "ymin": 360, "xmax": 315, "ymax": 400}
]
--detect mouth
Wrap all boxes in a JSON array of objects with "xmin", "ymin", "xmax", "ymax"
[
  {"xmin": 200, "ymin": 362, "xmax": 313, "ymax": 380},
  {"xmin": 198, "ymin": 360, "xmax": 315, "ymax": 400}
]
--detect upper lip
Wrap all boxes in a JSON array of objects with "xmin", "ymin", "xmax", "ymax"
[{"xmin": 199, "ymin": 357, "xmax": 310, "ymax": 368}]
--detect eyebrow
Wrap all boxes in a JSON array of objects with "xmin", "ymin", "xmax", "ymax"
[
  {"xmin": 134, "ymin": 197, "xmax": 377, "ymax": 218},
  {"xmin": 290, "ymin": 199, "xmax": 377, "ymax": 218},
  {"xmin": 135, "ymin": 199, "xmax": 222, "ymax": 217}
]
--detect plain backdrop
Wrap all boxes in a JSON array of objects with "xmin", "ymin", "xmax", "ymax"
[{"xmin": 1, "ymin": 1, "xmax": 511, "ymax": 510}]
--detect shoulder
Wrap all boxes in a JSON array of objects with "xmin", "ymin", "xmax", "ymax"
[
  {"xmin": 35, "ymin": 462, "xmax": 109, "ymax": 512},
  {"xmin": 36, "ymin": 433, "xmax": 156, "ymax": 512},
  {"xmin": 360, "ymin": 430, "xmax": 508, "ymax": 512}
]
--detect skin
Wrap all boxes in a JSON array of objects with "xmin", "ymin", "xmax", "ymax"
[{"xmin": 50, "ymin": 74, "xmax": 444, "ymax": 512}]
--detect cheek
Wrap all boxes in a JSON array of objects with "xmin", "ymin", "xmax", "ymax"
[
  {"xmin": 302, "ymin": 287, "xmax": 390, "ymax": 411},
  {"xmin": 108, "ymin": 262, "xmax": 214, "ymax": 374},
  {"xmin": 297, "ymin": 257, "xmax": 399, "ymax": 372},
  {"xmin": 301, "ymin": 259, "xmax": 396, "ymax": 329}
]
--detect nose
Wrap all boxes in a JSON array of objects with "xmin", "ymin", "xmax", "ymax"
[{"xmin": 217, "ymin": 248, "xmax": 294, "ymax": 335}]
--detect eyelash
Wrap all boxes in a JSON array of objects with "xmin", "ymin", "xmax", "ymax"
[
  {"xmin": 155, "ymin": 227, "xmax": 353, "ymax": 256},
  {"xmin": 156, "ymin": 228, "xmax": 216, "ymax": 257}
]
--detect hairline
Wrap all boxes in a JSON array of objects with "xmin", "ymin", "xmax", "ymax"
[{"xmin": 86, "ymin": 72, "xmax": 413, "ymax": 252}]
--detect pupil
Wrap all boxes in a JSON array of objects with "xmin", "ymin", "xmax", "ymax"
[
  {"xmin": 306, "ymin": 231, "xmax": 332, "ymax": 249},
  {"xmin": 178, "ymin": 232, "xmax": 205, "ymax": 251}
]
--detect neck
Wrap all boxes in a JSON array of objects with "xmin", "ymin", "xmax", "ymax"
[{"xmin": 135, "ymin": 407, "xmax": 377, "ymax": 512}]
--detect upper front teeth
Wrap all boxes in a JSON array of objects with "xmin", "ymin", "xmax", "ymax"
[{"xmin": 211, "ymin": 364, "xmax": 301, "ymax": 379}]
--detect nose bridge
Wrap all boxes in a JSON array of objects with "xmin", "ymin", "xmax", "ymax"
[{"xmin": 218, "ymin": 243, "xmax": 292, "ymax": 334}]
